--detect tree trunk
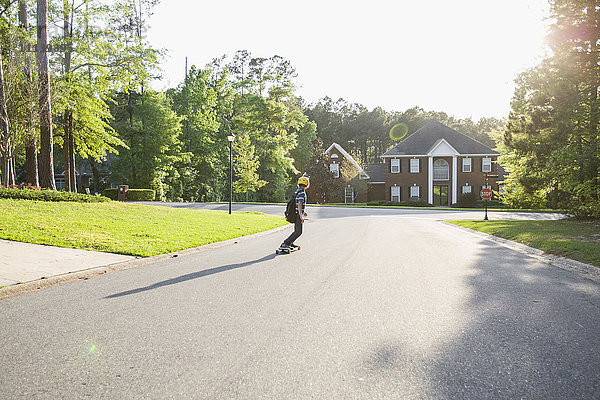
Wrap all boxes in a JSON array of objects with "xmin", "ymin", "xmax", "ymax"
[
  {"xmin": 64, "ymin": 109, "xmax": 72, "ymax": 192},
  {"xmin": 25, "ymin": 138, "xmax": 39, "ymax": 186},
  {"xmin": 0, "ymin": 48, "xmax": 12, "ymax": 187},
  {"xmin": 92, "ymin": 160, "xmax": 99, "ymax": 193},
  {"xmin": 37, "ymin": 0, "xmax": 56, "ymax": 189},
  {"xmin": 63, "ymin": 109, "xmax": 77, "ymax": 192},
  {"xmin": 69, "ymin": 127, "xmax": 76, "ymax": 191},
  {"xmin": 20, "ymin": 0, "xmax": 39, "ymax": 187}
]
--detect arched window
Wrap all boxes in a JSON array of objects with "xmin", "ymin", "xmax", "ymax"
[{"xmin": 433, "ymin": 159, "xmax": 449, "ymax": 180}]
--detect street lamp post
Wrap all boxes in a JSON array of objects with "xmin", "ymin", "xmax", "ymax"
[{"xmin": 227, "ymin": 133, "xmax": 235, "ymax": 214}]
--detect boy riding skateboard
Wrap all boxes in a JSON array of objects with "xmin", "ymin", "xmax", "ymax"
[{"xmin": 278, "ymin": 176, "xmax": 309, "ymax": 253}]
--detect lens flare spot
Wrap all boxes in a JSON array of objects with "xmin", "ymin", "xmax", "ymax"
[
  {"xmin": 88, "ymin": 345, "xmax": 97, "ymax": 354},
  {"xmin": 389, "ymin": 123, "xmax": 408, "ymax": 141}
]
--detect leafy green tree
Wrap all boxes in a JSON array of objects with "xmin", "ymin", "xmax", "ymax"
[
  {"xmin": 167, "ymin": 65, "xmax": 234, "ymax": 201},
  {"xmin": 109, "ymin": 91, "xmax": 182, "ymax": 199},
  {"xmin": 232, "ymin": 132, "xmax": 266, "ymax": 200},
  {"xmin": 501, "ymin": 0, "xmax": 599, "ymax": 217},
  {"xmin": 36, "ymin": 0, "xmax": 56, "ymax": 189},
  {"xmin": 214, "ymin": 51, "xmax": 315, "ymax": 202},
  {"xmin": 50, "ymin": 0, "xmax": 160, "ymax": 191}
]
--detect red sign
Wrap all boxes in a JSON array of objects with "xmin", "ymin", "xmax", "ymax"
[{"xmin": 481, "ymin": 188, "xmax": 493, "ymax": 200}]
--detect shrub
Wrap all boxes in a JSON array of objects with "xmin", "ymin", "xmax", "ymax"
[
  {"xmin": 104, "ymin": 188, "xmax": 155, "ymax": 201},
  {"xmin": 569, "ymin": 183, "xmax": 600, "ymax": 219},
  {"xmin": 104, "ymin": 188, "xmax": 118, "ymax": 200},
  {"xmin": 402, "ymin": 198, "xmax": 433, "ymax": 207},
  {"xmin": 456, "ymin": 192, "xmax": 477, "ymax": 208},
  {"xmin": 477, "ymin": 199, "xmax": 504, "ymax": 208},
  {"xmin": 0, "ymin": 187, "xmax": 110, "ymax": 203},
  {"xmin": 127, "ymin": 189, "xmax": 156, "ymax": 201}
]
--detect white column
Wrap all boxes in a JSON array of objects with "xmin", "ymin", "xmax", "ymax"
[
  {"xmin": 452, "ymin": 155, "xmax": 458, "ymax": 204},
  {"xmin": 428, "ymin": 157, "xmax": 433, "ymax": 204}
]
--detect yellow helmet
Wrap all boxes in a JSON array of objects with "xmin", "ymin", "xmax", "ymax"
[{"xmin": 298, "ymin": 176, "xmax": 310, "ymax": 187}]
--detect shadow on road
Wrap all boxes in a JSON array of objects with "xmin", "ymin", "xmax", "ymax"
[
  {"xmin": 104, "ymin": 253, "xmax": 277, "ymax": 299},
  {"xmin": 361, "ymin": 241, "xmax": 600, "ymax": 398}
]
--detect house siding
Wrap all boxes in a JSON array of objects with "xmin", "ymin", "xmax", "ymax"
[
  {"xmin": 384, "ymin": 157, "xmax": 428, "ymax": 201},
  {"xmin": 367, "ymin": 183, "xmax": 386, "ymax": 202},
  {"xmin": 457, "ymin": 156, "xmax": 500, "ymax": 199},
  {"xmin": 324, "ymin": 146, "xmax": 369, "ymax": 203}
]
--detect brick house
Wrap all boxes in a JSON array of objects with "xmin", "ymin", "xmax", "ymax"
[
  {"xmin": 322, "ymin": 121, "xmax": 502, "ymax": 206},
  {"xmin": 323, "ymin": 143, "xmax": 371, "ymax": 203}
]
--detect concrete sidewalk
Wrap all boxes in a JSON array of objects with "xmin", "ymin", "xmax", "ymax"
[{"xmin": 0, "ymin": 239, "xmax": 136, "ymax": 288}]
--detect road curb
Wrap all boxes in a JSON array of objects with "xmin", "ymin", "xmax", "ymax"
[
  {"xmin": 0, "ymin": 223, "xmax": 291, "ymax": 300},
  {"xmin": 441, "ymin": 221, "xmax": 600, "ymax": 284}
]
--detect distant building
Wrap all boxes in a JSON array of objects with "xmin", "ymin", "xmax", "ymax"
[{"xmin": 321, "ymin": 121, "xmax": 503, "ymax": 205}]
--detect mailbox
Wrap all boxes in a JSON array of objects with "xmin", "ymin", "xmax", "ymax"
[{"xmin": 118, "ymin": 185, "xmax": 129, "ymax": 201}]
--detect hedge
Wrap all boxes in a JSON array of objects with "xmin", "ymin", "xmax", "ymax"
[
  {"xmin": 366, "ymin": 199, "xmax": 433, "ymax": 207},
  {"xmin": 104, "ymin": 188, "xmax": 155, "ymax": 201},
  {"xmin": 0, "ymin": 187, "xmax": 111, "ymax": 203}
]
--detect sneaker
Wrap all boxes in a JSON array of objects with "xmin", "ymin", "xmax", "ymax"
[
  {"xmin": 290, "ymin": 243, "xmax": 300, "ymax": 249},
  {"xmin": 279, "ymin": 243, "xmax": 291, "ymax": 250}
]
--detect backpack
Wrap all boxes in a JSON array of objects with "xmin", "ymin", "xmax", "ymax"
[{"xmin": 284, "ymin": 196, "xmax": 296, "ymax": 223}]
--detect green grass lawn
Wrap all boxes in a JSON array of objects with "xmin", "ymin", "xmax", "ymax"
[
  {"xmin": 0, "ymin": 199, "xmax": 287, "ymax": 257},
  {"xmin": 447, "ymin": 219, "xmax": 600, "ymax": 267}
]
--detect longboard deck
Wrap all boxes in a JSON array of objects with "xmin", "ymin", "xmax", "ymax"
[{"xmin": 275, "ymin": 247, "xmax": 301, "ymax": 254}]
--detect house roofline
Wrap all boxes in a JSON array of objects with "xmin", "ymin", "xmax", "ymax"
[
  {"xmin": 427, "ymin": 138, "xmax": 459, "ymax": 156},
  {"xmin": 380, "ymin": 153, "xmax": 499, "ymax": 159},
  {"xmin": 325, "ymin": 142, "xmax": 370, "ymax": 179}
]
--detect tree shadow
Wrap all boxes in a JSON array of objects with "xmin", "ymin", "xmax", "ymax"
[
  {"xmin": 360, "ymin": 241, "xmax": 600, "ymax": 398},
  {"xmin": 105, "ymin": 253, "xmax": 276, "ymax": 299}
]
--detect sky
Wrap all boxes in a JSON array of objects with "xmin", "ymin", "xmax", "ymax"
[{"xmin": 147, "ymin": 0, "xmax": 551, "ymax": 120}]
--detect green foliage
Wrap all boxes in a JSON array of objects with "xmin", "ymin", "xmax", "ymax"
[
  {"xmin": 380, "ymin": 199, "xmax": 433, "ymax": 207},
  {"xmin": 125, "ymin": 189, "xmax": 156, "ymax": 201},
  {"xmin": 166, "ymin": 66, "xmax": 233, "ymax": 202},
  {"xmin": 212, "ymin": 52, "xmax": 314, "ymax": 202},
  {"xmin": 402, "ymin": 198, "xmax": 433, "ymax": 207},
  {"xmin": 232, "ymin": 132, "xmax": 266, "ymax": 199},
  {"xmin": 500, "ymin": 0, "xmax": 599, "ymax": 218},
  {"xmin": 103, "ymin": 188, "xmax": 155, "ymax": 201},
  {"xmin": 103, "ymin": 188, "xmax": 117, "ymax": 200},
  {"xmin": 455, "ymin": 192, "xmax": 477, "ymax": 208},
  {"xmin": 109, "ymin": 91, "xmax": 182, "ymax": 192},
  {"xmin": 0, "ymin": 187, "xmax": 110, "ymax": 202}
]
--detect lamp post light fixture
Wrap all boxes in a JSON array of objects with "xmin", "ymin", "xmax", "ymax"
[{"xmin": 227, "ymin": 133, "xmax": 235, "ymax": 214}]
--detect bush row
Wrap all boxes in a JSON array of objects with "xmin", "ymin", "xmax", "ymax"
[
  {"xmin": 0, "ymin": 187, "xmax": 111, "ymax": 202},
  {"xmin": 103, "ymin": 188, "xmax": 155, "ymax": 201},
  {"xmin": 366, "ymin": 199, "xmax": 433, "ymax": 207}
]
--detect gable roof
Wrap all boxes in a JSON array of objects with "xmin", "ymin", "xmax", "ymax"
[
  {"xmin": 325, "ymin": 143, "xmax": 369, "ymax": 179},
  {"xmin": 382, "ymin": 121, "xmax": 499, "ymax": 157},
  {"xmin": 364, "ymin": 163, "xmax": 386, "ymax": 183}
]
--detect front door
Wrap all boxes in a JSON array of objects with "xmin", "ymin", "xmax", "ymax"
[
  {"xmin": 433, "ymin": 185, "xmax": 449, "ymax": 206},
  {"xmin": 345, "ymin": 186, "xmax": 354, "ymax": 203}
]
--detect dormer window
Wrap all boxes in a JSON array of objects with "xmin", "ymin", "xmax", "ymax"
[{"xmin": 330, "ymin": 153, "xmax": 339, "ymax": 159}]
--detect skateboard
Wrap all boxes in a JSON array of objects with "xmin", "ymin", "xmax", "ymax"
[{"xmin": 276, "ymin": 246, "xmax": 301, "ymax": 254}]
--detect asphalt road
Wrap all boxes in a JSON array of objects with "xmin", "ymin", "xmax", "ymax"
[{"xmin": 1, "ymin": 205, "xmax": 598, "ymax": 399}]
